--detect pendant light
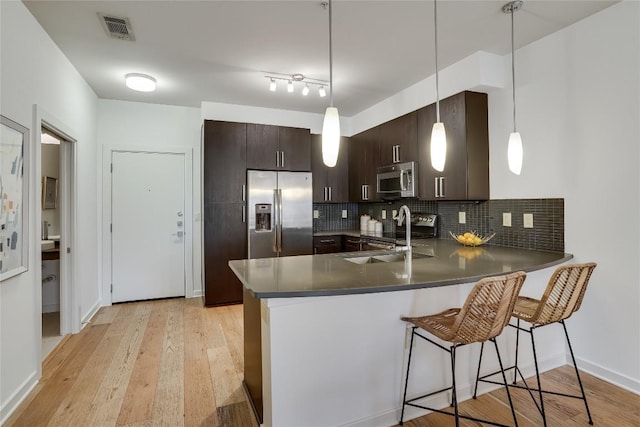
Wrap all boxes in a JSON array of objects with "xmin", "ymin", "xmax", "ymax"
[
  {"xmin": 322, "ymin": 0, "xmax": 340, "ymax": 168},
  {"xmin": 504, "ymin": 0, "xmax": 523, "ymax": 175},
  {"xmin": 430, "ymin": 0, "xmax": 446, "ymax": 172}
]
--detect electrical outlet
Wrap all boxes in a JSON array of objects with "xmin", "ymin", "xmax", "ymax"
[
  {"xmin": 381, "ymin": 210, "xmax": 387, "ymax": 219},
  {"xmin": 392, "ymin": 209, "xmax": 397, "ymax": 219},
  {"xmin": 341, "ymin": 209, "xmax": 348, "ymax": 219},
  {"xmin": 523, "ymin": 213, "xmax": 534, "ymax": 228},
  {"xmin": 503, "ymin": 212, "xmax": 512, "ymax": 227},
  {"xmin": 458, "ymin": 212, "xmax": 466, "ymax": 224},
  {"xmin": 313, "ymin": 210, "xmax": 319, "ymax": 219}
]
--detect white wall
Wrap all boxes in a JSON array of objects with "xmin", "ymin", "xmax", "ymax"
[
  {"xmin": 0, "ymin": 1, "xmax": 99, "ymax": 422},
  {"xmin": 488, "ymin": 0, "xmax": 640, "ymax": 391},
  {"xmin": 97, "ymin": 100, "xmax": 202, "ymax": 299}
]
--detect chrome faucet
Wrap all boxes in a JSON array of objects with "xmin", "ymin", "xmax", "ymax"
[{"xmin": 395, "ymin": 205, "xmax": 411, "ymax": 252}]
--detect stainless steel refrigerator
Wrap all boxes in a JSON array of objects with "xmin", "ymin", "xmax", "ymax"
[{"xmin": 247, "ymin": 170, "xmax": 312, "ymax": 259}]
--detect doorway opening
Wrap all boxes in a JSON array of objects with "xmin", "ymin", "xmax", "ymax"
[{"xmin": 40, "ymin": 126, "xmax": 75, "ymax": 360}]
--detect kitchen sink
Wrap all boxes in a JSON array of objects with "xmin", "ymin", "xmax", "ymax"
[{"xmin": 343, "ymin": 251, "xmax": 430, "ymax": 264}]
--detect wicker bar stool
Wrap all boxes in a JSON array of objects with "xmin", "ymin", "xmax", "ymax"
[
  {"xmin": 399, "ymin": 271, "xmax": 527, "ymax": 426},
  {"xmin": 474, "ymin": 262, "xmax": 597, "ymax": 426}
]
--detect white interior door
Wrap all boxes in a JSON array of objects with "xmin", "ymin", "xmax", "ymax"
[{"xmin": 111, "ymin": 151, "xmax": 185, "ymax": 303}]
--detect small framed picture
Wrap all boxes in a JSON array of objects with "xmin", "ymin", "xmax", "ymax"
[{"xmin": 42, "ymin": 176, "xmax": 58, "ymax": 209}]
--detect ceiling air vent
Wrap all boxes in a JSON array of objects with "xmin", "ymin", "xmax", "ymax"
[{"xmin": 98, "ymin": 13, "xmax": 135, "ymax": 41}]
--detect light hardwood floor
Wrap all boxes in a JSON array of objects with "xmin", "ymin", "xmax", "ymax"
[{"xmin": 5, "ymin": 298, "xmax": 639, "ymax": 426}]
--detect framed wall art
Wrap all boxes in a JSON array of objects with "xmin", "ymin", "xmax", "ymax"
[
  {"xmin": 1, "ymin": 115, "xmax": 30, "ymax": 281},
  {"xmin": 42, "ymin": 176, "xmax": 57, "ymax": 209}
]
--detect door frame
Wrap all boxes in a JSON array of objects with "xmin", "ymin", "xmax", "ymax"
[
  {"xmin": 33, "ymin": 105, "xmax": 79, "ymax": 374},
  {"xmin": 101, "ymin": 145, "xmax": 194, "ymax": 305}
]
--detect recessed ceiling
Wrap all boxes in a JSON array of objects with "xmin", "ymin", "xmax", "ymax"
[{"xmin": 23, "ymin": 0, "xmax": 618, "ymax": 116}]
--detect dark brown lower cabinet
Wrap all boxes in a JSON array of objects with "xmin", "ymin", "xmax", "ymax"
[
  {"xmin": 203, "ymin": 203, "xmax": 246, "ymax": 306},
  {"xmin": 313, "ymin": 235, "xmax": 342, "ymax": 254},
  {"xmin": 342, "ymin": 236, "xmax": 361, "ymax": 252}
]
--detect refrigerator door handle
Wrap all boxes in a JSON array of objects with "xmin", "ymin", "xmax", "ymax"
[
  {"xmin": 277, "ymin": 188, "xmax": 283, "ymax": 253},
  {"xmin": 272, "ymin": 189, "xmax": 279, "ymax": 253}
]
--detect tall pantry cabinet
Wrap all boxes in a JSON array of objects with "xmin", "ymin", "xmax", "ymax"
[{"xmin": 203, "ymin": 120, "xmax": 247, "ymax": 306}]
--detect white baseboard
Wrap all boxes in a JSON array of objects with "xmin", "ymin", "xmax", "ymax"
[
  {"xmin": 0, "ymin": 370, "xmax": 38, "ymax": 425},
  {"xmin": 342, "ymin": 351, "xmax": 566, "ymax": 427},
  {"xmin": 575, "ymin": 356, "xmax": 640, "ymax": 395},
  {"xmin": 81, "ymin": 299, "xmax": 101, "ymax": 328},
  {"xmin": 190, "ymin": 290, "xmax": 203, "ymax": 298}
]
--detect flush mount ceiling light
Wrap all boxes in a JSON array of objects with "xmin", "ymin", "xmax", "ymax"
[
  {"xmin": 264, "ymin": 73, "xmax": 329, "ymax": 98},
  {"xmin": 430, "ymin": 0, "xmax": 447, "ymax": 172},
  {"xmin": 321, "ymin": 0, "xmax": 340, "ymax": 168},
  {"xmin": 125, "ymin": 73, "xmax": 156, "ymax": 92},
  {"xmin": 504, "ymin": 0, "xmax": 524, "ymax": 175}
]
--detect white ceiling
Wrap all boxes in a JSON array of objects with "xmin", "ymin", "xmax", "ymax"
[{"xmin": 23, "ymin": 0, "xmax": 618, "ymax": 117}]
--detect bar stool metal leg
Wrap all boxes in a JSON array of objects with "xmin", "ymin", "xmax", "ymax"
[
  {"xmin": 472, "ymin": 342, "xmax": 485, "ymax": 399},
  {"xmin": 399, "ymin": 327, "xmax": 417, "ymax": 425},
  {"xmin": 451, "ymin": 345, "xmax": 459, "ymax": 427},
  {"xmin": 562, "ymin": 320, "xmax": 594, "ymax": 425},
  {"xmin": 513, "ymin": 318, "xmax": 521, "ymax": 384},
  {"xmin": 530, "ymin": 327, "xmax": 547, "ymax": 427},
  {"xmin": 493, "ymin": 338, "xmax": 519, "ymax": 427}
]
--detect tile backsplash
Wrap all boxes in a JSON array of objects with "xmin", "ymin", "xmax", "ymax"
[{"xmin": 314, "ymin": 198, "xmax": 564, "ymax": 252}]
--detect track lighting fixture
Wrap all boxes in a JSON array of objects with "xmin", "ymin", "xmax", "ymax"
[{"xmin": 264, "ymin": 73, "xmax": 329, "ymax": 98}]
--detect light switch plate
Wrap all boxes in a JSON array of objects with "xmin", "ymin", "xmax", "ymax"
[
  {"xmin": 523, "ymin": 213, "xmax": 534, "ymax": 228},
  {"xmin": 381, "ymin": 210, "xmax": 387, "ymax": 219},
  {"xmin": 503, "ymin": 212, "xmax": 512, "ymax": 227},
  {"xmin": 313, "ymin": 210, "xmax": 319, "ymax": 219},
  {"xmin": 341, "ymin": 209, "xmax": 348, "ymax": 219},
  {"xmin": 458, "ymin": 212, "xmax": 466, "ymax": 224},
  {"xmin": 392, "ymin": 209, "xmax": 397, "ymax": 219}
]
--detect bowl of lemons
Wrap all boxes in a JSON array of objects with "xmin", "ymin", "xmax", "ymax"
[{"xmin": 449, "ymin": 231, "xmax": 495, "ymax": 247}]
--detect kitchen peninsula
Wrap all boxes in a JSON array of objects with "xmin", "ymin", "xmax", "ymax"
[{"xmin": 229, "ymin": 240, "xmax": 571, "ymax": 427}]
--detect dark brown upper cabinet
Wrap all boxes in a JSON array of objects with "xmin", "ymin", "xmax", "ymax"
[
  {"xmin": 348, "ymin": 128, "xmax": 380, "ymax": 202},
  {"xmin": 417, "ymin": 91, "xmax": 489, "ymax": 201},
  {"xmin": 311, "ymin": 134, "xmax": 350, "ymax": 203},
  {"xmin": 203, "ymin": 120, "xmax": 247, "ymax": 204},
  {"xmin": 377, "ymin": 111, "xmax": 418, "ymax": 166},
  {"xmin": 247, "ymin": 124, "xmax": 311, "ymax": 171}
]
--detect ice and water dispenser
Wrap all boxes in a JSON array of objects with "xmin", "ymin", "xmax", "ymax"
[{"xmin": 255, "ymin": 203, "xmax": 272, "ymax": 232}]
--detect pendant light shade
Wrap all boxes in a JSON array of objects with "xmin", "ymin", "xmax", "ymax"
[
  {"xmin": 504, "ymin": 0, "xmax": 524, "ymax": 175},
  {"xmin": 430, "ymin": 0, "xmax": 446, "ymax": 172},
  {"xmin": 322, "ymin": 107, "xmax": 341, "ymax": 167},
  {"xmin": 430, "ymin": 122, "xmax": 447, "ymax": 172},
  {"xmin": 508, "ymin": 131, "xmax": 523, "ymax": 175},
  {"xmin": 322, "ymin": 0, "xmax": 340, "ymax": 167}
]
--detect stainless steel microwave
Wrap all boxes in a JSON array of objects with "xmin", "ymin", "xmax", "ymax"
[{"xmin": 377, "ymin": 161, "xmax": 418, "ymax": 199}]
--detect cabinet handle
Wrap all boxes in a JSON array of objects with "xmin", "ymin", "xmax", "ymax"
[
  {"xmin": 320, "ymin": 239, "xmax": 334, "ymax": 243},
  {"xmin": 396, "ymin": 145, "xmax": 400, "ymax": 163},
  {"xmin": 328, "ymin": 186, "xmax": 332, "ymax": 201},
  {"xmin": 276, "ymin": 151, "xmax": 280, "ymax": 167},
  {"xmin": 242, "ymin": 205, "xmax": 246, "ymax": 223},
  {"xmin": 364, "ymin": 184, "xmax": 369, "ymax": 201},
  {"xmin": 434, "ymin": 177, "xmax": 439, "ymax": 197},
  {"xmin": 281, "ymin": 151, "xmax": 285, "ymax": 168},
  {"xmin": 242, "ymin": 184, "xmax": 246, "ymax": 202},
  {"xmin": 440, "ymin": 177, "xmax": 445, "ymax": 197},
  {"xmin": 324, "ymin": 187, "xmax": 328, "ymax": 201}
]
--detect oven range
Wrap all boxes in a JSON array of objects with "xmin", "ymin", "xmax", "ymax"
[{"xmin": 359, "ymin": 213, "xmax": 438, "ymax": 250}]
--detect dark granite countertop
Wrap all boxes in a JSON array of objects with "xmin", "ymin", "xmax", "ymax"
[
  {"xmin": 229, "ymin": 239, "xmax": 572, "ymax": 299},
  {"xmin": 313, "ymin": 230, "xmax": 361, "ymax": 237}
]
